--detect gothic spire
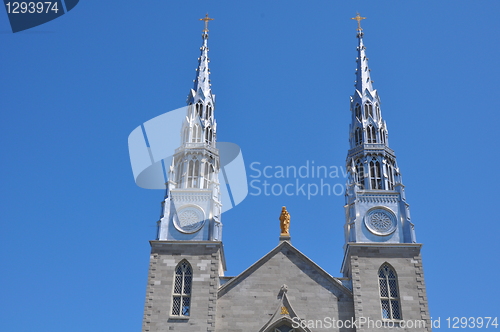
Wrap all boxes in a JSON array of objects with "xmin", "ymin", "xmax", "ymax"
[
  {"xmin": 347, "ymin": 15, "xmax": 388, "ymax": 153},
  {"xmin": 343, "ymin": 15, "xmax": 415, "ymax": 249},
  {"xmin": 352, "ymin": 13, "xmax": 375, "ymax": 94},
  {"xmin": 157, "ymin": 14, "xmax": 222, "ymax": 242},
  {"xmin": 354, "ymin": 31, "xmax": 375, "ymax": 94},
  {"xmin": 187, "ymin": 14, "xmax": 214, "ymax": 105}
]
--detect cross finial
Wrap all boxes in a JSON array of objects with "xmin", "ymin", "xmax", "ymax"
[
  {"xmin": 200, "ymin": 13, "xmax": 214, "ymax": 33},
  {"xmin": 351, "ymin": 13, "xmax": 366, "ymax": 31}
]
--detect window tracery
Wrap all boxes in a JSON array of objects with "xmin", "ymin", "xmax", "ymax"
[
  {"xmin": 171, "ymin": 260, "xmax": 192, "ymax": 317},
  {"xmin": 379, "ymin": 264, "xmax": 401, "ymax": 320}
]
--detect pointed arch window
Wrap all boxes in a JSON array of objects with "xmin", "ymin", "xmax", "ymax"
[
  {"xmin": 364, "ymin": 103, "xmax": 373, "ymax": 118},
  {"xmin": 195, "ymin": 102, "xmax": 203, "ymax": 117},
  {"xmin": 355, "ymin": 104, "xmax": 362, "ymax": 122},
  {"xmin": 356, "ymin": 159, "xmax": 365, "ymax": 189},
  {"xmin": 379, "ymin": 264, "xmax": 401, "ymax": 320},
  {"xmin": 193, "ymin": 160, "xmax": 200, "ymax": 188},
  {"xmin": 192, "ymin": 124, "xmax": 201, "ymax": 143},
  {"xmin": 386, "ymin": 159, "xmax": 395, "ymax": 190},
  {"xmin": 176, "ymin": 162, "xmax": 183, "ymax": 186},
  {"xmin": 380, "ymin": 129, "xmax": 387, "ymax": 145},
  {"xmin": 187, "ymin": 160, "xmax": 194, "ymax": 188},
  {"xmin": 202, "ymin": 162, "xmax": 210, "ymax": 189},
  {"xmin": 367, "ymin": 125, "xmax": 377, "ymax": 143},
  {"xmin": 187, "ymin": 160, "xmax": 200, "ymax": 188},
  {"xmin": 354, "ymin": 128, "xmax": 362, "ymax": 146},
  {"xmin": 207, "ymin": 104, "xmax": 212, "ymax": 119},
  {"xmin": 204, "ymin": 126, "xmax": 212, "ymax": 144},
  {"xmin": 370, "ymin": 159, "xmax": 382, "ymax": 189},
  {"xmin": 171, "ymin": 260, "xmax": 192, "ymax": 317}
]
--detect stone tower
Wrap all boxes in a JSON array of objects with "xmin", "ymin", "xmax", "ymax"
[
  {"xmin": 141, "ymin": 15, "xmax": 225, "ymax": 332},
  {"xmin": 341, "ymin": 14, "xmax": 431, "ymax": 331}
]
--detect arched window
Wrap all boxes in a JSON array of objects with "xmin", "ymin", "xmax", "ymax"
[
  {"xmin": 172, "ymin": 260, "xmax": 192, "ymax": 317},
  {"xmin": 376, "ymin": 105, "xmax": 381, "ymax": 119},
  {"xmin": 194, "ymin": 160, "xmax": 200, "ymax": 188},
  {"xmin": 187, "ymin": 160, "xmax": 200, "ymax": 188},
  {"xmin": 176, "ymin": 162, "xmax": 183, "ymax": 186},
  {"xmin": 205, "ymin": 126, "xmax": 212, "ymax": 144},
  {"xmin": 367, "ymin": 125, "xmax": 376, "ymax": 143},
  {"xmin": 355, "ymin": 128, "xmax": 362, "ymax": 146},
  {"xmin": 192, "ymin": 124, "xmax": 201, "ymax": 143},
  {"xmin": 379, "ymin": 264, "xmax": 401, "ymax": 320},
  {"xmin": 187, "ymin": 160, "xmax": 194, "ymax": 188},
  {"xmin": 364, "ymin": 103, "xmax": 373, "ymax": 118},
  {"xmin": 202, "ymin": 162, "xmax": 210, "ymax": 189},
  {"xmin": 356, "ymin": 159, "xmax": 364, "ymax": 189},
  {"xmin": 367, "ymin": 126, "xmax": 372, "ymax": 143},
  {"xmin": 183, "ymin": 128, "xmax": 189, "ymax": 143},
  {"xmin": 370, "ymin": 159, "xmax": 382, "ymax": 189},
  {"xmin": 386, "ymin": 159, "xmax": 395, "ymax": 190},
  {"xmin": 355, "ymin": 104, "xmax": 362, "ymax": 121},
  {"xmin": 380, "ymin": 129, "xmax": 386, "ymax": 144},
  {"xmin": 207, "ymin": 104, "xmax": 212, "ymax": 119},
  {"xmin": 196, "ymin": 102, "xmax": 203, "ymax": 117}
]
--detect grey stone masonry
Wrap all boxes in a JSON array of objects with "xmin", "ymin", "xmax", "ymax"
[
  {"xmin": 216, "ymin": 241, "xmax": 355, "ymax": 332},
  {"xmin": 142, "ymin": 241, "xmax": 224, "ymax": 332},
  {"xmin": 345, "ymin": 243, "xmax": 431, "ymax": 332}
]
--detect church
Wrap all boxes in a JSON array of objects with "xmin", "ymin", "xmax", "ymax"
[{"xmin": 140, "ymin": 14, "xmax": 432, "ymax": 332}]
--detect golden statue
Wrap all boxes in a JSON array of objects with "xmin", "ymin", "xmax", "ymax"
[{"xmin": 279, "ymin": 206, "xmax": 290, "ymax": 235}]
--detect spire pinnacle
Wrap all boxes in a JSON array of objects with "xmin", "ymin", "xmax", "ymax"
[
  {"xmin": 200, "ymin": 13, "xmax": 214, "ymax": 33},
  {"xmin": 354, "ymin": 23, "xmax": 374, "ymax": 93},
  {"xmin": 351, "ymin": 13, "xmax": 366, "ymax": 32},
  {"xmin": 188, "ymin": 14, "xmax": 215, "ymax": 104}
]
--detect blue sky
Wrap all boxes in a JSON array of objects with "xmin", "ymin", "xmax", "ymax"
[{"xmin": 1, "ymin": 1, "xmax": 499, "ymax": 331}]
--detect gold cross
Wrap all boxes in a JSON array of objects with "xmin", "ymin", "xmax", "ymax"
[
  {"xmin": 351, "ymin": 13, "xmax": 366, "ymax": 31},
  {"xmin": 200, "ymin": 13, "xmax": 214, "ymax": 32}
]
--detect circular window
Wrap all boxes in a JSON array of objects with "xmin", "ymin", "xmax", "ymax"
[
  {"xmin": 364, "ymin": 208, "xmax": 397, "ymax": 236},
  {"xmin": 173, "ymin": 206, "xmax": 205, "ymax": 234}
]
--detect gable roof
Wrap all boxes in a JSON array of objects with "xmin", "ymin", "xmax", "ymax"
[
  {"xmin": 258, "ymin": 291, "xmax": 312, "ymax": 332},
  {"xmin": 217, "ymin": 240, "xmax": 352, "ymax": 298}
]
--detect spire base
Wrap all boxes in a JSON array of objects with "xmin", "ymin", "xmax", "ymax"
[{"xmin": 279, "ymin": 234, "xmax": 291, "ymax": 243}]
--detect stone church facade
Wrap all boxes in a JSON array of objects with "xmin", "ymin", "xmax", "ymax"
[{"xmin": 141, "ymin": 15, "xmax": 432, "ymax": 332}]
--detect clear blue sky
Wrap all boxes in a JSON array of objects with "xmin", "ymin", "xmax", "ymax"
[{"xmin": 1, "ymin": 1, "xmax": 499, "ymax": 331}]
